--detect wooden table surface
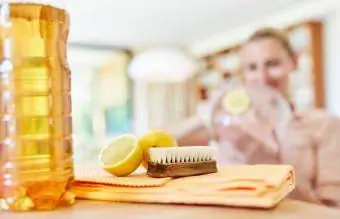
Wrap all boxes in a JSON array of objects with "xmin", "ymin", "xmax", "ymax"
[{"xmin": 2, "ymin": 199, "xmax": 340, "ymax": 219}]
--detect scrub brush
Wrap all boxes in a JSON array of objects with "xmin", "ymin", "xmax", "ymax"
[{"xmin": 147, "ymin": 146, "xmax": 217, "ymax": 178}]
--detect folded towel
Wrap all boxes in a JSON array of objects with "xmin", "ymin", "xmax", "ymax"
[
  {"xmin": 74, "ymin": 165, "xmax": 171, "ymax": 187},
  {"xmin": 72, "ymin": 164, "xmax": 295, "ymax": 209}
]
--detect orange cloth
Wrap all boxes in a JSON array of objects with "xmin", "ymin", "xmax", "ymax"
[
  {"xmin": 72, "ymin": 164, "xmax": 295, "ymax": 209},
  {"xmin": 75, "ymin": 165, "xmax": 171, "ymax": 187}
]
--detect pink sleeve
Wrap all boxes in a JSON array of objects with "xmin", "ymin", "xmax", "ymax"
[
  {"xmin": 315, "ymin": 113, "xmax": 340, "ymax": 207},
  {"xmin": 281, "ymin": 110, "xmax": 340, "ymax": 207}
]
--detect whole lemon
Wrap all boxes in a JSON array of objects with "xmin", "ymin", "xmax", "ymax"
[{"xmin": 139, "ymin": 129, "xmax": 177, "ymax": 169}]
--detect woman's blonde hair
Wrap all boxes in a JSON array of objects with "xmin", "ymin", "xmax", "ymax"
[{"xmin": 247, "ymin": 27, "xmax": 295, "ymax": 59}]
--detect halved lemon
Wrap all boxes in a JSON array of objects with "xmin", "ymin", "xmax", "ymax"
[
  {"xmin": 99, "ymin": 134, "xmax": 143, "ymax": 177},
  {"xmin": 222, "ymin": 89, "xmax": 251, "ymax": 116},
  {"xmin": 138, "ymin": 129, "xmax": 177, "ymax": 169}
]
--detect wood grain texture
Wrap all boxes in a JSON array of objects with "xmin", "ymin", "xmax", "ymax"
[
  {"xmin": 2, "ymin": 200, "xmax": 340, "ymax": 219},
  {"xmin": 147, "ymin": 161, "xmax": 217, "ymax": 178}
]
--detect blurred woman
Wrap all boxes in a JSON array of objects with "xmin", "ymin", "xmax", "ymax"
[{"xmin": 212, "ymin": 27, "xmax": 340, "ymax": 207}]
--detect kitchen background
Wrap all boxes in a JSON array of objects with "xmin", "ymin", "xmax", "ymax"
[{"xmin": 65, "ymin": 0, "xmax": 340, "ymax": 163}]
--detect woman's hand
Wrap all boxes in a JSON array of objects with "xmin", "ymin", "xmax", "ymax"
[
  {"xmin": 238, "ymin": 109, "xmax": 281, "ymax": 152},
  {"xmin": 216, "ymin": 109, "xmax": 280, "ymax": 165}
]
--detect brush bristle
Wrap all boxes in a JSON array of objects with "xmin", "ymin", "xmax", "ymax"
[{"xmin": 149, "ymin": 146, "xmax": 216, "ymax": 164}]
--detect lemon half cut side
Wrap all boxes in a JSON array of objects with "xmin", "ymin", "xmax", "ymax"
[
  {"xmin": 99, "ymin": 134, "xmax": 143, "ymax": 177},
  {"xmin": 222, "ymin": 89, "xmax": 251, "ymax": 116}
]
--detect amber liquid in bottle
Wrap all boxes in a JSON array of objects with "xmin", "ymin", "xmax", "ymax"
[{"xmin": 0, "ymin": 3, "xmax": 74, "ymax": 211}]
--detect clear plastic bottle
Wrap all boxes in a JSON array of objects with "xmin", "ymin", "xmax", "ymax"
[{"xmin": 0, "ymin": 0, "xmax": 74, "ymax": 211}]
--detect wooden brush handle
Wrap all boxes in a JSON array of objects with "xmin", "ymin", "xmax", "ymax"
[{"xmin": 147, "ymin": 161, "xmax": 217, "ymax": 178}]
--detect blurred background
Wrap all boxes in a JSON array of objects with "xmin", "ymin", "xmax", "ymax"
[{"xmin": 65, "ymin": 0, "xmax": 340, "ymax": 163}]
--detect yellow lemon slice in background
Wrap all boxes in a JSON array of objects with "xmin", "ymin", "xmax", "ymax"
[
  {"xmin": 139, "ymin": 129, "xmax": 177, "ymax": 169},
  {"xmin": 222, "ymin": 89, "xmax": 251, "ymax": 116},
  {"xmin": 99, "ymin": 134, "xmax": 143, "ymax": 177}
]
